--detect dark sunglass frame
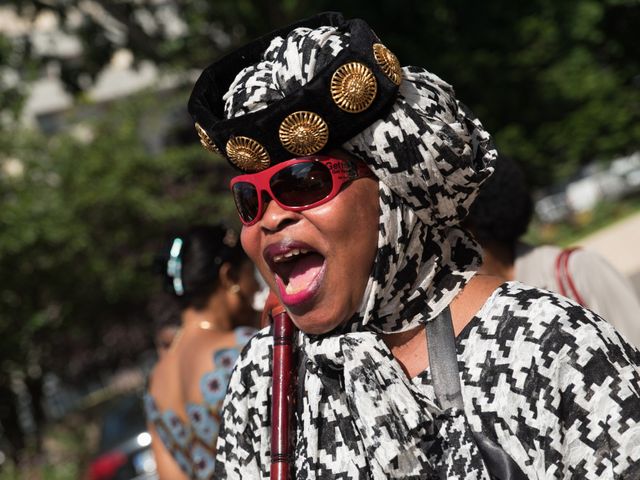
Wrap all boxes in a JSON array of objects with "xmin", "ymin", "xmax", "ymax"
[{"xmin": 230, "ymin": 156, "xmax": 374, "ymax": 226}]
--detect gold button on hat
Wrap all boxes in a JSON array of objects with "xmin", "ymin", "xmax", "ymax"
[
  {"xmin": 279, "ymin": 111, "xmax": 330, "ymax": 156},
  {"xmin": 373, "ymin": 44, "xmax": 402, "ymax": 86},
  {"xmin": 195, "ymin": 122, "xmax": 221, "ymax": 154},
  {"xmin": 226, "ymin": 136, "xmax": 271, "ymax": 172},
  {"xmin": 331, "ymin": 62, "xmax": 378, "ymax": 113}
]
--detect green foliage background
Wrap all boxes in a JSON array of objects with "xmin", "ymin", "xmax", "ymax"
[
  {"xmin": 8, "ymin": 0, "xmax": 638, "ymax": 185},
  {"xmin": 0, "ymin": 95, "xmax": 236, "ymax": 382},
  {"xmin": 335, "ymin": 0, "xmax": 640, "ymax": 186}
]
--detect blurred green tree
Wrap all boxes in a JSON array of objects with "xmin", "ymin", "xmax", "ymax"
[
  {"xmin": 326, "ymin": 0, "xmax": 640, "ymax": 186},
  {"xmin": 0, "ymin": 92, "xmax": 236, "ymax": 402},
  {"xmin": 6, "ymin": 0, "xmax": 639, "ymax": 186},
  {"xmin": 5, "ymin": 0, "xmax": 312, "ymax": 93},
  {"xmin": 0, "ymin": 31, "xmax": 33, "ymax": 125}
]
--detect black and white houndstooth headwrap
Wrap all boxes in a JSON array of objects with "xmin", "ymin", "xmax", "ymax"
[
  {"xmin": 223, "ymin": 24, "xmax": 496, "ymax": 334},
  {"xmin": 216, "ymin": 20, "xmax": 497, "ymax": 478}
]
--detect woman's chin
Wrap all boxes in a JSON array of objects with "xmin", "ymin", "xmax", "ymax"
[{"xmin": 288, "ymin": 310, "xmax": 346, "ymax": 336}]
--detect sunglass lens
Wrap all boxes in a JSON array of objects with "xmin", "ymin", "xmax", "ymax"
[
  {"xmin": 232, "ymin": 182, "xmax": 259, "ymax": 223},
  {"xmin": 271, "ymin": 162, "xmax": 332, "ymax": 207}
]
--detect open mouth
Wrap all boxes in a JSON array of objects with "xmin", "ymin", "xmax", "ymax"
[{"xmin": 265, "ymin": 243, "xmax": 326, "ymax": 306}]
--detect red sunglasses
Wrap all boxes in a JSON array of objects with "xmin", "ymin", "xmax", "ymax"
[{"xmin": 230, "ymin": 156, "xmax": 374, "ymax": 226}]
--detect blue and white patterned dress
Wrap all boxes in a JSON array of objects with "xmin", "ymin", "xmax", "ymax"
[{"xmin": 144, "ymin": 326, "xmax": 256, "ymax": 479}]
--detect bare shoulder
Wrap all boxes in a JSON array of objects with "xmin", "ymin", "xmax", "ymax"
[{"xmin": 182, "ymin": 326, "xmax": 257, "ymax": 367}]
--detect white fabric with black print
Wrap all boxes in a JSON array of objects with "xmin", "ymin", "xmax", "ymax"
[
  {"xmin": 213, "ymin": 24, "xmax": 640, "ymax": 479},
  {"xmin": 217, "ymin": 284, "xmax": 640, "ymax": 478}
]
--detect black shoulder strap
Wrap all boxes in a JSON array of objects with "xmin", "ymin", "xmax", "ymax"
[
  {"xmin": 425, "ymin": 308, "xmax": 528, "ymax": 480},
  {"xmin": 425, "ymin": 307, "xmax": 464, "ymax": 410}
]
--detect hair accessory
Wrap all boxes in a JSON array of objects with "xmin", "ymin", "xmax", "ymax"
[
  {"xmin": 226, "ymin": 136, "xmax": 271, "ymax": 172},
  {"xmin": 167, "ymin": 237, "xmax": 185, "ymax": 296},
  {"xmin": 195, "ymin": 122, "xmax": 221, "ymax": 154},
  {"xmin": 330, "ymin": 62, "xmax": 377, "ymax": 113},
  {"xmin": 188, "ymin": 12, "xmax": 402, "ymax": 172},
  {"xmin": 279, "ymin": 111, "xmax": 329, "ymax": 156}
]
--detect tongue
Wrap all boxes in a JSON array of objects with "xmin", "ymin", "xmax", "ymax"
[{"xmin": 286, "ymin": 254, "xmax": 324, "ymax": 294}]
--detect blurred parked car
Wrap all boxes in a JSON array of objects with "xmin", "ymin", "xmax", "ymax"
[
  {"xmin": 534, "ymin": 153, "xmax": 640, "ymax": 224},
  {"xmin": 610, "ymin": 152, "xmax": 640, "ymax": 195},
  {"xmin": 535, "ymin": 190, "xmax": 570, "ymax": 224},
  {"xmin": 84, "ymin": 393, "xmax": 157, "ymax": 480}
]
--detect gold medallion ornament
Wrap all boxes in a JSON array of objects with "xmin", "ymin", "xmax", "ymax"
[
  {"xmin": 373, "ymin": 43, "xmax": 402, "ymax": 86},
  {"xmin": 194, "ymin": 122, "xmax": 220, "ymax": 154},
  {"xmin": 226, "ymin": 136, "xmax": 270, "ymax": 172},
  {"xmin": 279, "ymin": 111, "xmax": 329, "ymax": 156},
  {"xmin": 330, "ymin": 62, "xmax": 377, "ymax": 113}
]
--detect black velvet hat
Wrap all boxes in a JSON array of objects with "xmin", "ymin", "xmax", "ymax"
[{"xmin": 187, "ymin": 12, "xmax": 402, "ymax": 173}]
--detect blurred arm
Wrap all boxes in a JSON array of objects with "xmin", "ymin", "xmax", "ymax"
[
  {"xmin": 147, "ymin": 422, "xmax": 188, "ymax": 480},
  {"xmin": 569, "ymin": 249, "xmax": 640, "ymax": 349}
]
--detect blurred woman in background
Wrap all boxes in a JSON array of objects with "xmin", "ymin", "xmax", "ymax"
[
  {"xmin": 148, "ymin": 291, "xmax": 182, "ymax": 359},
  {"xmin": 144, "ymin": 224, "xmax": 260, "ymax": 479},
  {"xmin": 465, "ymin": 154, "xmax": 640, "ymax": 348}
]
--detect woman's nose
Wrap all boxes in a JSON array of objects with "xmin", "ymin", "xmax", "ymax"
[{"xmin": 259, "ymin": 198, "xmax": 300, "ymax": 232}]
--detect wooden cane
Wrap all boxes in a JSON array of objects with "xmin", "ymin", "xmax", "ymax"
[{"xmin": 270, "ymin": 304, "xmax": 295, "ymax": 480}]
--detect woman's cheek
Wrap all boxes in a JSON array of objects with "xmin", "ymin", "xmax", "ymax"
[{"xmin": 240, "ymin": 226, "xmax": 260, "ymax": 262}]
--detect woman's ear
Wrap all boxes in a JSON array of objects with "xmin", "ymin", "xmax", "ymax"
[{"xmin": 218, "ymin": 262, "xmax": 236, "ymax": 289}]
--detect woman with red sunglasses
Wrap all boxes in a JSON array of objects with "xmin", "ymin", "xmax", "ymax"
[{"xmin": 188, "ymin": 12, "xmax": 640, "ymax": 480}]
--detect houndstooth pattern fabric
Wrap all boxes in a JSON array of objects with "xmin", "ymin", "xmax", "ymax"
[
  {"xmin": 216, "ymin": 283, "xmax": 640, "ymax": 478},
  {"xmin": 223, "ymin": 26, "xmax": 348, "ymax": 118},
  {"xmin": 214, "ymin": 23, "xmax": 501, "ymax": 478},
  {"xmin": 418, "ymin": 282, "xmax": 640, "ymax": 478}
]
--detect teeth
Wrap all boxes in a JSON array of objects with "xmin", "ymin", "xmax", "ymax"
[
  {"xmin": 284, "ymin": 249, "xmax": 300, "ymax": 259},
  {"xmin": 273, "ymin": 248, "xmax": 310, "ymax": 263}
]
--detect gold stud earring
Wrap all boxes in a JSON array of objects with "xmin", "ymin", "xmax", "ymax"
[{"xmin": 229, "ymin": 284, "xmax": 241, "ymax": 294}]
